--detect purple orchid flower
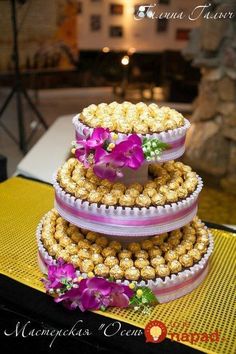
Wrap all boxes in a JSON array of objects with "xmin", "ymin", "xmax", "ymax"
[
  {"xmin": 109, "ymin": 282, "xmax": 134, "ymax": 308},
  {"xmin": 86, "ymin": 127, "xmax": 110, "ymax": 148},
  {"xmin": 42, "ymin": 258, "xmax": 77, "ymax": 292},
  {"xmin": 54, "ymin": 277, "xmax": 134, "ymax": 312},
  {"xmin": 75, "ymin": 141, "xmax": 91, "ymax": 168},
  {"xmin": 93, "ymin": 135, "xmax": 145, "ymax": 181},
  {"xmin": 75, "ymin": 127, "xmax": 110, "ymax": 167},
  {"xmin": 93, "ymin": 147, "xmax": 125, "ymax": 181},
  {"xmin": 54, "ymin": 286, "xmax": 82, "ymax": 310},
  {"xmin": 54, "ymin": 277, "xmax": 111, "ymax": 311},
  {"xmin": 112, "ymin": 134, "xmax": 145, "ymax": 170},
  {"xmin": 77, "ymin": 277, "xmax": 113, "ymax": 312}
]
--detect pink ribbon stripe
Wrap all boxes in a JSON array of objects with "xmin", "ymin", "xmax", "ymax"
[
  {"xmin": 153, "ymin": 264, "xmax": 207, "ymax": 295},
  {"xmin": 55, "ymin": 193, "xmax": 198, "ymax": 227}
]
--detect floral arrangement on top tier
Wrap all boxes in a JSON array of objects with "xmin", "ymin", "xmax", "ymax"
[
  {"xmin": 72, "ymin": 127, "xmax": 169, "ymax": 181},
  {"xmin": 42, "ymin": 258, "xmax": 157, "ymax": 313}
]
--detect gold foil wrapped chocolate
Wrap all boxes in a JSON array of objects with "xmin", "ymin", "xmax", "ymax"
[
  {"xmin": 94, "ymin": 264, "xmax": 110, "ymax": 277},
  {"xmin": 179, "ymin": 254, "xmax": 194, "ymax": 268},
  {"xmin": 168, "ymin": 260, "xmax": 182, "ymax": 273},
  {"xmin": 110, "ymin": 265, "xmax": 124, "ymax": 280},
  {"xmin": 120, "ymin": 258, "xmax": 134, "ymax": 270},
  {"xmin": 156, "ymin": 264, "xmax": 170, "ymax": 277},
  {"xmin": 125, "ymin": 267, "xmax": 140, "ymax": 281}
]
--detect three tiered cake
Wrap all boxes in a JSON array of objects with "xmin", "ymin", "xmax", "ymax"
[{"xmin": 37, "ymin": 102, "xmax": 213, "ymax": 305}]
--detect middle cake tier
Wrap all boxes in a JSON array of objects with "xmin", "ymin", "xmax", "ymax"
[{"xmin": 54, "ymin": 159, "xmax": 203, "ymax": 237}]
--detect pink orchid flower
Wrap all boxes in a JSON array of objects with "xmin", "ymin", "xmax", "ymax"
[
  {"xmin": 42, "ymin": 258, "xmax": 77, "ymax": 291},
  {"xmin": 55, "ymin": 277, "xmax": 134, "ymax": 312},
  {"xmin": 75, "ymin": 127, "xmax": 110, "ymax": 167},
  {"xmin": 93, "ymin": 147, "xmax": 125, "ymax": 181},
  {"xmin": 112, "ymin": 134, "xmax": 145, "ymax": 170},
  {"xmin": 86, "ymin": 127, "xmax": 110, "ymax": 148}
]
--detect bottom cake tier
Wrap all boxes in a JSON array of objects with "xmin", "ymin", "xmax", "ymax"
[{"xmin": 36, "ymin": 209, "xmax": 213, "ymax": 303}]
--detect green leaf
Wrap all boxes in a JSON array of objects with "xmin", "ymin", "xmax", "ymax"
[
  {"xmin": 139, "ymin": 287, "xmax": 158, "ymax": 305},
  {"xmin": 142, "ymin": 138, "xmax": 170, "ymax": 159},
  {"xmin": 129, "ymin": 286, "xmax": 158, "ymax": 310}
]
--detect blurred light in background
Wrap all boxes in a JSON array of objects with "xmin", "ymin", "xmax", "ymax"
[
  {"xmin": 121, "ymin": 55, "xmax": 130, "ymax": 66},
  {"xmin": 128, "ymin": 47, "xmax": 136, "ymax": 55},
  {"xmin": 102, "ymin": 46, "xmax": 110, "ymax": 53}
]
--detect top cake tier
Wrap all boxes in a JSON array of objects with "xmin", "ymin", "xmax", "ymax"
[{"xmin": 73, "ymin": 102, "xmax": 190, "ymax": 163}]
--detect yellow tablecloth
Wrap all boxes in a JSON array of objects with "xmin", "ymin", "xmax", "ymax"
[{"xmin": 0, "ymin": 177, "xmax": 235, "ymax": 354}]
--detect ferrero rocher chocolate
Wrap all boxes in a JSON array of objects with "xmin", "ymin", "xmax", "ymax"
[
  {"xmin": 69, "ymin": 255, "xmax": 81, "ymax": 268},
  {"xmin": 71, "ymin": 232, "xmax": 84, "ymax": 243},
  {"xmin": 150, "ymin": 256, "xmax": 165, "ymax": 267},
  {"xmin": 91, "ymin": 253, "xmax": 104, "ymax": 265},
  {"xmin": 109, "ymin": 240, "xmax": 122, "ymax": 252},
  {"xmin": 165, "ymin": 250, "xmax": 178, "ymax": 262},
  {"xmin": 194, "ymin": 242, "xmax": 207, "ymax": 254},
  {"xmin": 183, "ymin": 234, "xmax": 196, "ymax": 244},
  {"xmin": 134, "ymin": 258, "xmax": 149, "ymax": 269},
  {"xmin": 90, "ymin": 244, "xmax": 102, "ymax": 254},
  {"xmin": 187, "ymin": 249, "xmax": 201, "ymax": 263},
  {"xmin": 110, "ymin": 265, "xmax": 124, "ymax": 280},
  {"xmin": 197, "ymin": 235, "xmax": 209, "ymax": 246},
  {"xmin": 78, "ymin": 239, "xmax": 90, "ymax": 249},
  {"xmin": 102, "ymin": 194, "xmax": 118, "ymax": 206},
  {"xmin": 125, "ymin": 267, "xmax": 140, "ymax": 281},
  {"xmin": 80, "ymin": 259, "xmax": 94, "ymax": 273},
  {"xmin": 136, "ymin": 194, "xmax": 151, "ymax": 207},
  {"xmin": 88, "ymin": 191, "xmax": 102, "ymax": 203},
  {"xmin": 54, "ymin": 230, "xmax": 65, "ymax": 240},
  {"xmin": 94, "ymin": 264, "xmax": 110, "ymax": 277},
  {"xmin": 125, "ymin": 188, "xmax": 140, "ymax": 198},
  {"xmin": 57, "ymin": 249, "xmax": 70, "ymax": 262},
  {"xmin": 181, "ymin": 240, "xmax": 193, "ymax": 251},
  {"xmin": 80, "ymin": 102, "xmax": 184, "ymax": 134},
  {"xmin": 118, "ymin": 250, "xmax": 132, "ymax": 260},
  {"xmin": 44, "ymin": 238, "xmax": 56, "ymax": 248},
  {"xmin": 179, "ymin": 254, "xmax": 194, "ymax": 268},
  {"xmin": 48, "ymin": 244, "xmax": 62, "ymax": 256},
  {"xmin": 140, "ymin": 239, "xmax": 153, "ymax": 250},
  {"xmin": 141, "ymin": 266, "xmax": 156, "ymax": 280},
  {"xmin": 86, "ymin": 231, "xmax": 98, "ymax": 242},
  {"xmin": 66, "ymin": 243, "xmax": 78, "ymax": 255},
  {"xmin": 134, "ymin": 250, "xmax": 149, "ymax": 259},
  {"xmin": 148, "ymin": 247, "xmax": 162, "ymax": 258},
  {"xmin": 119, "ymin": 195, "xmax": 135, "ymax": 207},
  {"xmin": 168, "ymin": 260, "xmax": 182, "ymax": 273},
  {"xmin": 151, "ymin": 233, "xmax": 168, "ymax": 245},
  {"xmin": 128, "ymin": 242, "xmax": 141, "ymax": 253},
  {"xmin": 78, "ymin": 248, "xmax": 91, "ymax": 260},
  {"xmin": 102, "ymin": 247, "xmax": 116, "ymax": 258},
  {"xmin": 170, "ymin": 230, "xmax": 182, "ymax": 239},
  {"xmin": 59, "ymin": 236, "xmax": 71, "ymax": 248},
  {"xmin": 168, "ymin": 238, "xmax": 180, "ymax": 247},
  {"xmin": 96, "ymin": 236, "xmax": 109, "ymax": 247},
  {"xmin": 156, "ymin": 264, "xmax": 170, "ymax": 277},
  {"xmin": 120, "ymin": 258, "xmax": 134, "ymax": 270},
  {"xmin": 160, "ymin": 242, "xmax": 171, "ymax": 253},
  {"xmin": 175, "ymin": 245, "xmax": 186, "ymax": 256},
  {"xmin": 104, "ymin": 256, "xmax": 119, "ymax": 267}
]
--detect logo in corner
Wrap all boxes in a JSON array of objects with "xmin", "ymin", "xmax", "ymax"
[{"xmin": 145, "ymin": 320, "xmax": 167, "ymax": 343}]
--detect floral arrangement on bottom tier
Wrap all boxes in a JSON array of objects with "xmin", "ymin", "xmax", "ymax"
[{"xmin": 42, "ymin": 258, "xmax": 158, "ymax": 313}]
